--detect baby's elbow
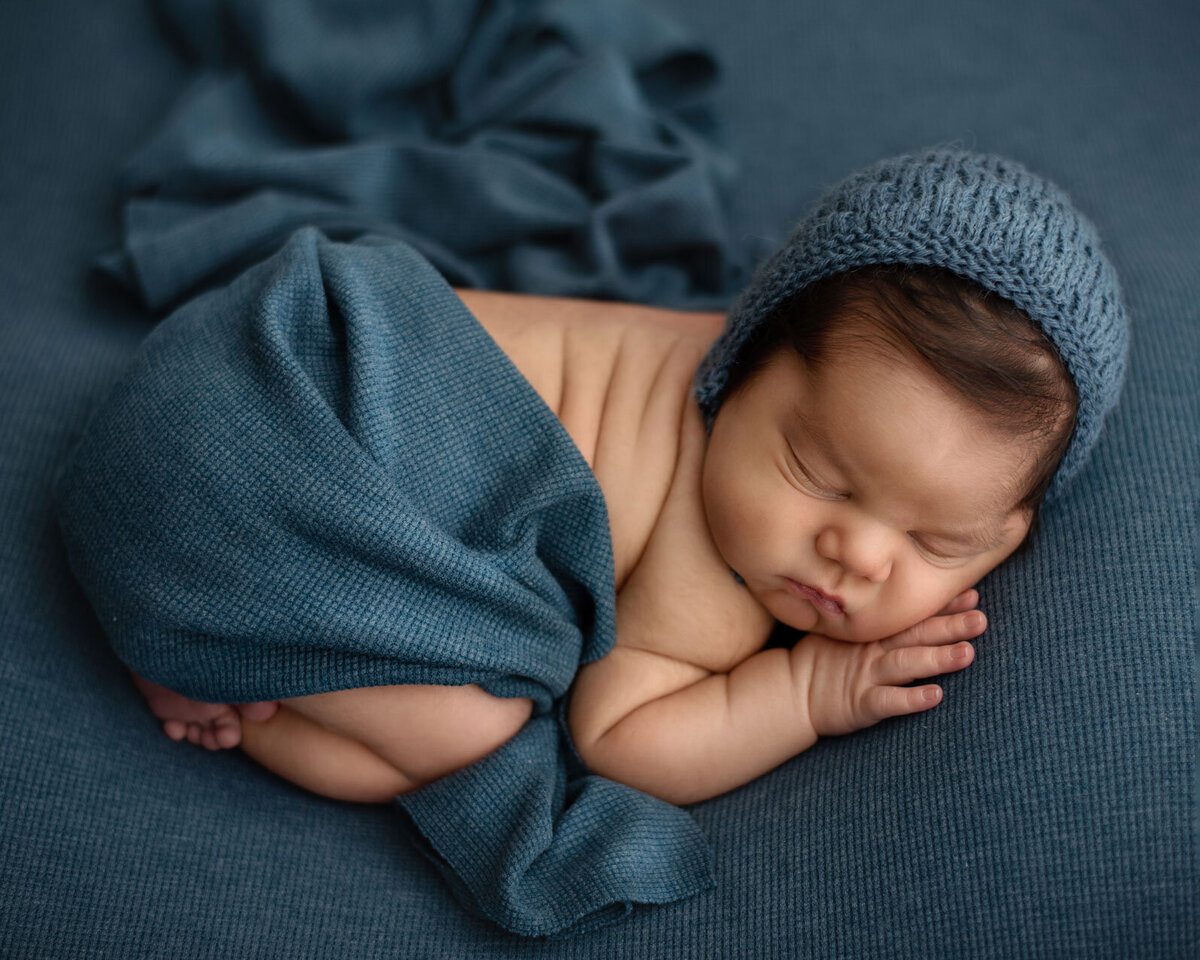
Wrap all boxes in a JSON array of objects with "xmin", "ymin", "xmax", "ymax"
[
  {"xmin": 570, "ymin": 724, "xmax": 620, "ymax": 787},
  {"xmin": 569, "ymin": 719, "xmax": 696, "ymax": 806},
  {"xmin": 570, "ymin": 723, "xmax": 604, "ymax": 777},
  {"xmin": 566, "ymin": 692, "xmax": 612, "ymax": 770}
]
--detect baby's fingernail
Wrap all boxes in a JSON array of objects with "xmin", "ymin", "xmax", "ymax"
[
  {"xmin": 924, "ymin": 687, "xmax": 942, "ymax": 703},
  {"xmin": 951, "ymin": 643, "xmax": 971, "ymax": 661},
  {"xmin": 964, "ymin": 612, "xmax": 984, "ymax": 630}
]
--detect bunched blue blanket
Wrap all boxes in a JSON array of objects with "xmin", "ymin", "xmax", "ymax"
[
  {"xmin": 56, "ymin": 227, "xmax": 714, "ymax": 935},
  {"xmin": 55, "ymin": 0, "xmax": 751, "ymax": 938},
  {"xmin": 99, "ymin": 0, "xmax": 750, "ymax": 313}
]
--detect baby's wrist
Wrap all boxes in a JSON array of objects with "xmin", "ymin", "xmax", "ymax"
[{"xmin": 785, "ymin": 640, "xmax": 820, "ymax": 739}]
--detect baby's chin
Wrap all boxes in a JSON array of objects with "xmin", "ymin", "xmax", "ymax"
[
  {"xmin": 775, "ymin": 604, "xmax": 909, "ymax": 644},
  {"xmin": 769, "ymin": 602, "xmax": 863, "ymax": 642},
  {"xmin": 758, "ymin": 582, "xmax": 935, "ymax": 643},
  {"xmin": 831, "ymin": 610, "xmax": 956, "ymax": 644}
]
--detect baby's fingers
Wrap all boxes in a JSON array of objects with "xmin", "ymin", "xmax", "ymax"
[
  {"xmin": 873, "ymin": 641, "xmax": 974, "ymax": 686},
  {"xmin": 881, "ymin": 610, "xmax": 986, "ymax": 650},
  {"xmin": 936, "ymin": 588, "xmax": 978, "ymax": 616},
  {"xmin": 861, "ymin": 684, "xmax": 944, "ymax": 722}
]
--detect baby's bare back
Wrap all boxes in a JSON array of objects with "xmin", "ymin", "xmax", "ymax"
[
  {"xmin": 458, "ymin": 288, "xmax": 772, "ymax": 647},
  {"xmin": 459, "ymin": 289, "xmax": 724, "ymax": 587}
]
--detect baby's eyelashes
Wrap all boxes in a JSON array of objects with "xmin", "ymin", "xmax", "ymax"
[
  {"xmin": 786, "ymin": 448, "xmax": 849, "ymax": 501},
  {"xmin": 907, "ymin": 533, "xmax": 960, "ymax": 561}
]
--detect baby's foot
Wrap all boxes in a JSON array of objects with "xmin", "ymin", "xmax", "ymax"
[{"xmin": 129, "ymin": 672, "xmax": 279, "ymax": 750}]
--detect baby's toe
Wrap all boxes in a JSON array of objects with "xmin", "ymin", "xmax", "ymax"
[
  {"xmin": 199, "ymin": 727, "xmax": 224, "ymax": 751},
  {"xmin": 162, "ymin": 720, "xmax": 187, "ymax": 741},
  {"xmin": 213, "ymin": 714, "xmax": 242, "ymax": 749}
]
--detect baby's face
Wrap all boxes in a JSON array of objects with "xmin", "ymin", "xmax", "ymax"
[{"xmin": 701, "ymin": 336, "xmax": 1034, "ymax": 643}]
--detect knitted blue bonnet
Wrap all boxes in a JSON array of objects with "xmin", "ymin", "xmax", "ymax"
[{"xmin": 693, "ymin": 148, "xmax": 1128, "ymax": 504}]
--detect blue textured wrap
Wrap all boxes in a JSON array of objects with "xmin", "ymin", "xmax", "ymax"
[
  {"xmin": 54, "ymin": 227, "xmax": 714, "ymax": 936},
  {"xmin": 5, "ymin": 0, "xmax": 1196, "ymax": 954}
]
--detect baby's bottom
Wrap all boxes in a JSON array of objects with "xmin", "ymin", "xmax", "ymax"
[{"xmin": 132, "ymin": 674, "xmax": 533, "ymax": 804}]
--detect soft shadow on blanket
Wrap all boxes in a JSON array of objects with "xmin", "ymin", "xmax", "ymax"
[{"xmin": 58, "ymin": 0, "xmax": 757, "ymax": 939}]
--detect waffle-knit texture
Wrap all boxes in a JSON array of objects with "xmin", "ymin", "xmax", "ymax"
[
  {"xmin": 693, "ymin": 148, "xmax": 1129, "ymax": 503},
  {"xmin": 53, "ymin": 228, "xmax": 713, "ymax": 937}
]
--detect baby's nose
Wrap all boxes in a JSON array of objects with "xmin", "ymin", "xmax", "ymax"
[{"xmin": 815, "ymin": 526, "xmax": 892, "ymax": 583}]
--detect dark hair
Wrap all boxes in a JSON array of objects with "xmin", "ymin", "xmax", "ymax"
[{"xmin": 720, "ymin": 264, "xmax": 1078, "ymax": 554}]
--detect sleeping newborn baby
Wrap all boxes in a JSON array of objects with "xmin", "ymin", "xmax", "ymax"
[{"xmin": 127, "ymin": 149, "xmax": 1127, "ymax": 807}]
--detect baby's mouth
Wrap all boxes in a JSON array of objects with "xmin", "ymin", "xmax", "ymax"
[{"xmin": 784, "ymin": 579, "xmax": 845, "ymax": 617}]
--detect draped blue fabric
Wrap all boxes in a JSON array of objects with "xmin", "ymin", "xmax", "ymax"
[
  {"xmin": 57, "ymin": 0, "xmax": 754, "ymax": 934},
  {"xmin": 99, "ymin": 0, "xmax": 751, "ymax": 313},
  {"xmin": 56, "ymin": 226, "xmax": 715, "ymax": 935}
]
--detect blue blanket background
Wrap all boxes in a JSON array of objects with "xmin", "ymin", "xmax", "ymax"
[
  {"xmin": 2, "ymin": 0, "xmax": 1195, "ymax": 955},
  {"xmin": 55, "ymin": 0, "xmax": 755, "ymax": 938}
]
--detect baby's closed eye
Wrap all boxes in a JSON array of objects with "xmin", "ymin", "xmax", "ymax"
[
  {"xmin": 785, "ymin": 446, "xmax": 848, "ymax": 501},
  {"xmin": 907, "ymin": 534, "xmax": 962, "ymax": 561}
]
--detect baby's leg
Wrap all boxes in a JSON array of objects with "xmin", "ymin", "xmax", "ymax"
[
  {"xmin": 238, "ymin": 686, "xmax": 530, "ymax": 806},
  {"xmin": 130, "ymin": 672, "xmax": 278, "ymax": 750},
  {"xmin": 239, "ymin": 704, "xmax": 420, "ymax": 803},
  {"xmin": 240, "ymin": 685, "xmax": 533, "ymax": 803},
  {"xmin": 277, "ymin": 684, "xmax": 534, "ymax": 786},
  {"xmin": 131, "ymin": 672, "xmax": 532, "ymax": 804}
]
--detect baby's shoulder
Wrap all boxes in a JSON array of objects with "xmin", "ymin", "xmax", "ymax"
[{"xmin": 453, "ymin": 288, "xmax": 724, "ymax": 467}]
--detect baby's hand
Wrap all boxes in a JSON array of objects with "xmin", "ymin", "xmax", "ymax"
[{"xmin": 799, "ymin": 589, "xmax": 986, "ymax": 738}]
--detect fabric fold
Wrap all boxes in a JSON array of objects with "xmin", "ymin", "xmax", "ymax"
[
  {"xmin": 57, "ymin": 227, "xmax": 715, "ymax": 935},
  {"xmin": 102, "ymin": 0, "xmax": 750, "ymax": 313}
]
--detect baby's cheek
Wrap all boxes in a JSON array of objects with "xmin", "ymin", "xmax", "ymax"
[
  {"xmin": 853, "ymin": 590, "xmax": 944, "ymax": 642},
  {"xmin": 701, "ymin": 463, "xmax": 751, "ymax": 557},
  {"xmin": 840, "ymin": 609, "xmax": 899, "ymax": 643},
  {"xmin": 901, "ymin": 580, "xmax": 974, "ymax": 634}
]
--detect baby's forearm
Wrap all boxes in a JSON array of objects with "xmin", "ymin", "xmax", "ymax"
[{"xmin": 576, "ymin": 646, "xmax": 816, "ymax": 806}]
